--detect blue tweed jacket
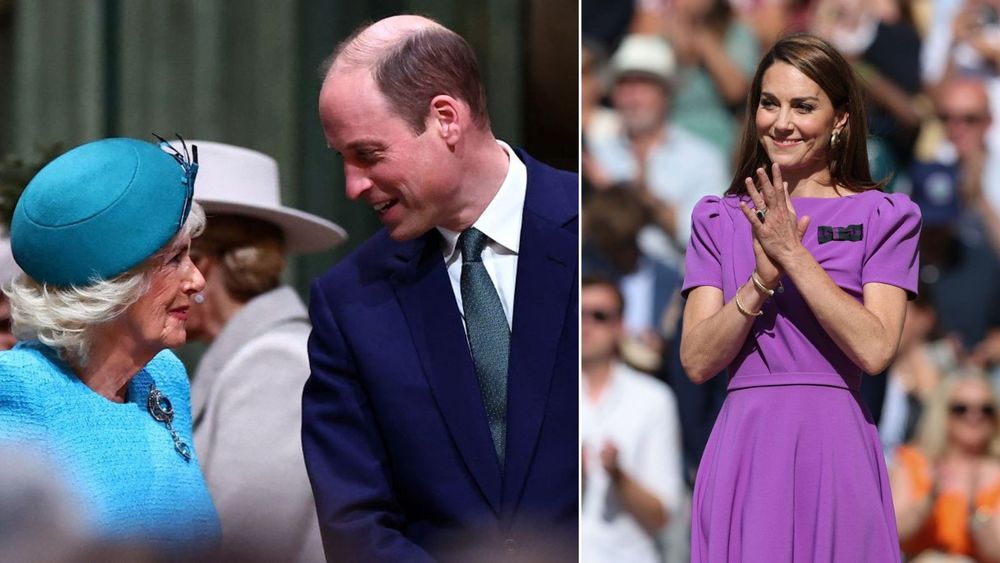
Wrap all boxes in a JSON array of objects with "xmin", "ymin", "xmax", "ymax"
[{"xmin": 0, "ymin": 340, "xmax": 220, "ymax": 553}]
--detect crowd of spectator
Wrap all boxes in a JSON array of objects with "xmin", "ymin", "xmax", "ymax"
[{"xmin": 583, "ymin": 0, "xmax": 1000, "ymax": 560}]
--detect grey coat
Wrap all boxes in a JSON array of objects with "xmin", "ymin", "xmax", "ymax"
[{"xmin": 191, "ymin": 286, "xmax": 323, "ymax": 563}]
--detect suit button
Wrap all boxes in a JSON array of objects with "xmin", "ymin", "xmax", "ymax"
[{"xmin": 504, "ymin": 538, "xmax": 517, "ymax": 553}]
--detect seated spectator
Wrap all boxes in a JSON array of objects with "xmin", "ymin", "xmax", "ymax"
[
  {"xmin": 880, "ymin": 286, "xmax": 951, "ymax": 457},
  {"xmin": 812, "ymin": 0, "xmax": 923, "ymax": 171},
  {"xmin": 583, "ymin": 186, "xmax": 682, "ymax": 371},
  {"xmin": 654, "ymin": 0, "xmax": 760, "ymax": 160},
  {"xmin": 581, "ymin": 275, "xmax": 684, "ymax": 563},
  {"xmin": 908, "ymin": 80, "xmax": 1000, "ymax": 352},
  {"xmin": 890, "ymin": 369, "xmax": 1000, "ymax": 560},
  {"xmin": 587, "ymin": 33, "xmax": 729, "ymax": 266}
]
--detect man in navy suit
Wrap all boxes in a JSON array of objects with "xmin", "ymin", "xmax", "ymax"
[{"xmin": 302, "ymin": 15, "xmax": 578, "ymax": 561}]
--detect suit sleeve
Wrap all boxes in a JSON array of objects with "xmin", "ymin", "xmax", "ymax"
[{"xmin": 301, "ymin": 279, "xmax": 434, "ymax": 563}]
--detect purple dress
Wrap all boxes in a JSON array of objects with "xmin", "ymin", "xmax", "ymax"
[{"xmin": 683, "ymin": 190, "xmax": 921, "ymax": 562}]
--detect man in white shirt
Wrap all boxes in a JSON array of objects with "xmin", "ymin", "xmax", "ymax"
[
  {"xmin": 303, "ymin": 15, "xmax": 579, "ymax": 562},
  {"xmin": 587, "ymin": 34, "xmax": 729, "ymax": 266},
  {"xmin": 581, "ymin": 274, "xmax": 685, "ymax": 563}
]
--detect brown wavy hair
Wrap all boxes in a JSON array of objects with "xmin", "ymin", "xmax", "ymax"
[{"xmin": 726, "ymin": 33, "xmax": 886, "ymax": 196}]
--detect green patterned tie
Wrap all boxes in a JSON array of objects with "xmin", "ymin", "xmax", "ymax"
[{"xmin": 459, "ymin": 227, "xmax": 509, "ymax": 466}]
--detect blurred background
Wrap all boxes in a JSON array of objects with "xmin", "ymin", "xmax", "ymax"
[{"xmin": 0, "ymin": 0, "xmax": 578, "ymax": 291}]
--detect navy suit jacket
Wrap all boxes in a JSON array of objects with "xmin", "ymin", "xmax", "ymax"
[{"xmin": 302, "ymin": 149, "xmax": 579, "ymax": 562}]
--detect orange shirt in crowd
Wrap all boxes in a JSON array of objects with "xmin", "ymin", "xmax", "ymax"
[{"xmin": 896, "ymin": 445, "xmax": 1000, "ymax": 558}]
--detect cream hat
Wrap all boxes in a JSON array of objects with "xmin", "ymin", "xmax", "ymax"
[
  {"xmin": 191, "ymin": 141, "xmax": 347, "ymax": 254},
  {"xmin": 611, "ymin": 34, "xmax": 676, "ymax": 86}
]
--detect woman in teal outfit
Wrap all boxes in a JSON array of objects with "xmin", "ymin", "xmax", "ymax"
[
  {"xmin": 664, "ymin": 0, "xmax": 760, "ymax": 162},
  {"xmin": 0, "ymin": 137, "xmax": 220, "ymax": 554}
]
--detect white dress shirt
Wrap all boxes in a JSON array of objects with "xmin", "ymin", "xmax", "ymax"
[
  {"xmin": 437, "ymin": 141, "xmax": 526, "ymax": 330},
  {"xmin": 587, "ymin": 124, "xmax": 729, "ymax": 267}
]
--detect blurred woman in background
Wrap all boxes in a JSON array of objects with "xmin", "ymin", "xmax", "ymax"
[
  {"xmin": 184, "ymin": 141, "xmax": 345, "ymax": 563},
  {"xmin": 891, "ymin": 369, "xmax": 1000, "ymax": 561}
]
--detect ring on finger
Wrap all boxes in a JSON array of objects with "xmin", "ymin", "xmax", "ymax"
[{"xmin": 755, "ymin": 207, "xmax": 768, "ymax": 222}]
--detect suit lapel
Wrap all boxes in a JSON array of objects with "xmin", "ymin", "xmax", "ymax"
[
  {"xmin": 391, "ymin": 234, "xmax": 503, "ymax": 515},
  {"xmin": 501, "ymin": 207, "xmax": 576, "ymax": 515}
]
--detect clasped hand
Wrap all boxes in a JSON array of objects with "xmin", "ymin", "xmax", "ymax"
[{"xmin": 737, "ymin": 163, "xmax": 810, "ymax": 286}]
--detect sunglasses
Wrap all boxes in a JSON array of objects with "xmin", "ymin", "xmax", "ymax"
[
  {"xmin": 582, "ymin": 309, "xmax": 619, "ymax": 323},
  {"xmin": 939, "ymin": 112, "xmax": 990, "ymax": 125},
  {"xmin": 949, "ymin": 402, "xmax": 997, "ymax": 418}
]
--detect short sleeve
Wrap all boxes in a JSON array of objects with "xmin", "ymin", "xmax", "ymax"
[
  {"xmin": 862, "ymin": 193, "xmax": 921, "ymax": 298},
  {"xmin": 682, "ymin": 195, "xmax": 724, "ymax": 297}
]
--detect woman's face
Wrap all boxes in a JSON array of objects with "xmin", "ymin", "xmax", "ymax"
[
  {"xmin": 947, "ymin": 379, "xmax": 998, "ymax": 452},
  {"xmin": 114, "ymin": 235, "xmax": 205, "ymax": 354},
  {"xmin": 755, "ymin": 61, "xmax": 847, "ymax": 175}
]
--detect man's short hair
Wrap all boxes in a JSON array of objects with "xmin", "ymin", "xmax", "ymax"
[
  {"xmin": 323, "ymin": 24, "xmax": 490, "ymax": 134},
  {"xmin": 581, "ymin": 273, "xmax": 625, "ymax": 316}
]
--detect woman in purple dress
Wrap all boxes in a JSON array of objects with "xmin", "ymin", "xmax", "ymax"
[{"xmin": 680, "ymin": 34, "xmax": 919, "ymax": 561}]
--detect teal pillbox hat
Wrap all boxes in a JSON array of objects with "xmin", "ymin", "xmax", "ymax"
[{"xmin": 11, "ymin": 137, "xmax": 196, "ymax": 286}]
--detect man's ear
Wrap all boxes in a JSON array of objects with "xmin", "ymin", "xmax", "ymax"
[{"xmin": 428, "ymin": 94, "xmax": 463, "ymax": 146}]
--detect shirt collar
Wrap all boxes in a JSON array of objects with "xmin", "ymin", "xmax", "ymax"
[{"xmin": 437, "ymin": 140, "xmax": 527, "ymax": 260}]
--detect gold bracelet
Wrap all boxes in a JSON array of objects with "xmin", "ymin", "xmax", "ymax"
[
  {"xmin": 751, "ymin": 271, "xmax": 783, "ymax": 296},
  {"xmin": 735, "ymin": 292, "xmax": 763, "ymax": 317}
]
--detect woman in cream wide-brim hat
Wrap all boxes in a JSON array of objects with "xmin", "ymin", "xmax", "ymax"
[{"xmin": 183, "ymin": 141, "xmax": 345, "ymax": 563}]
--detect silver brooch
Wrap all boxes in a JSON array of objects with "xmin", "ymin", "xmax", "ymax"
[{"xmin": 147, "ymin": 383, "xmax": 192, "ymax": 461}]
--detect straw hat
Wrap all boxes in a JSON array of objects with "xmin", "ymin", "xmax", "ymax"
[{"xmin": 190, "ymin": 141, "xmax": 346, "ymax": 254}]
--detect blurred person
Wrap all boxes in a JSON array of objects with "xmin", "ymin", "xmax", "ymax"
[
  {"xmin": 632, "ymin": 0, "xmax": 785, "ymax": 51},
  {"xmin": 922, "ymin": 0, "xmax": 1000, "ymax": 175},
  {"xmin": 681, "ymin": 34, "xmax": 920, "ymax": 560},
  {"xmin": 588, "ymin": 33, "xmax": 729, "ymax": 265},
  {"xmin": 304, "ymin": 15, "xmax": 578, "ymax": 561},
  {"xmin": 583, "ymin": 186, "xmax": 681, "ymax": 371},
  {"xmin": 184, "ymin": 142, "xmax": 346, "ymax": 562},
  {"xmin": 582, "ymin": 0, "xmax": 636, "ymax": 55},
  {"xmin": 0, "ymin": 446, "xmax": 87, "ymax": 562},
  {"xmin": 581, "ymin": 275, "xmax": 684, "ymax": 563},
  {"xmin": 812, "ymin": 0, "xmax": 923, "ymax": 171},
  {"xmin": 0, "ymin": 137, "xmax": 219, "ymax": 554},
  {"xmin": 936, "ymin": 78, "xmax": 1000, "ymax": 249},
  {"xmin": 890, "ymin": 370, "xmax": 1000, "ymax": 560},
  {"xmin": 909, "ymin": 78, "xmax": 1000, "ymax": 354},
  {"xmin": 644, "ymin": 0, "xmax": 761, "ymax": 160},
  {"xmin": 923, "ymin": 0, "xmax": 1000, "ymax": 90},
  {"xmin": 582, "ymin": 38, "xmax": 618, "ymax": 145},
  {"xmin": 583, "ymin": 37, "xmax": 621, "ymax": 199},
  {"xmin": 880, "ymin": 287, "xmax": 950, "ymax": 456},
  {"xmin": 0, "ymin": 146, "xmax": 61, "ymax": 351},
  {"xmin": 0, "ymin": 232, "xmax": 22, "ymax": 350}
]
